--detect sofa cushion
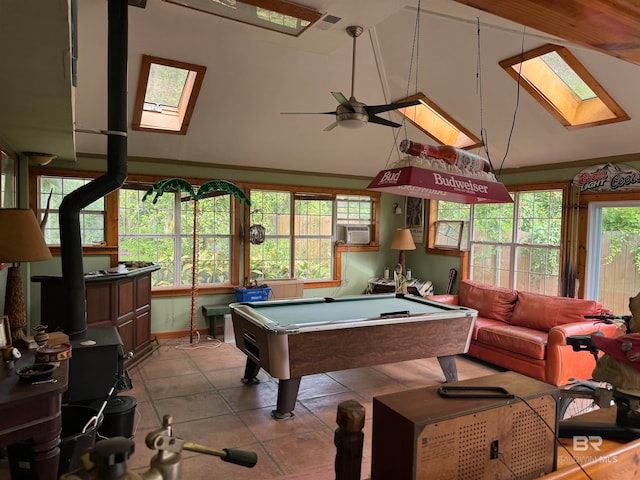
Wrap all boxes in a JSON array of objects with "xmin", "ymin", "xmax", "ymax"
[
  {"xmin": 458, "ymin": 280, "xmax": 518, "ymax": 323},
  {"xmin": 472, "ymin": 317, "xmax": 509, "ymax": 340},
  {"xmin": 510, "ymin": 291, "xmax": 602, "ymax": 331},
  {"xmin": 475, "ymin": 325, "xmax": 548, "ymax": 360}
]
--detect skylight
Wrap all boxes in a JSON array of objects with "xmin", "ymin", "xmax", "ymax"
[
  {"xmin": 499, "ymin": 44, "xmax": 628, "ymax": 129},
  {"xmin": 132, "ymin": 55, "xmax": 206, "ymax": 135},
  {"xmin": 163, "ymin": 0, "xmax": 322, "ymax": 36},
  {"xmin": 395, "ymin": 93, "xmax": 482, "ymax": 150}
]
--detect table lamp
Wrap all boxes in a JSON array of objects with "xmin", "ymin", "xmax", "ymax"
[
  {"xmin": 390, "ymin": 228, "xmax": 416, "ymax": 276},
  {"xmin": 0, "ymin": 209, "xmax": 52, "ymax": 346}
]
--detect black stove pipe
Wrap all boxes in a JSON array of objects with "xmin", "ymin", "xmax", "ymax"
[{"xmin": 59, "ymin": 0, "xmax": 128, "ymax": 338}]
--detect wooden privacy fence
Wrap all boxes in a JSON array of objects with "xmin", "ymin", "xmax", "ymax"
[{"xmin": 598, "ymin": 232, "xmax": 640, "ymax": 314}]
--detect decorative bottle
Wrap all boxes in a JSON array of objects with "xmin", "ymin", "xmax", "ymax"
[{"xmin": 400, "ymin": 139, "xmax": 490, "ymax": 173}]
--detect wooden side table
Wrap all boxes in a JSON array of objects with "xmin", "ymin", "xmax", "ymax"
[{"xmin": 0, "ymin": 349, "xmax": 69, "ymax": 479}]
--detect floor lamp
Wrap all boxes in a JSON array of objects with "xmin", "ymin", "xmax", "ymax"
[
  {"xmin": 390, "ymin": 228, "xmax": 416, "ymax": 276},
  {"xmin": 0, "ymin": 209, "xmax": 52, "ymax": 346}
]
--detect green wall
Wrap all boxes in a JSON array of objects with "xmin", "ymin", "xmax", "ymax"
[{"xmin": 22, "ymin": 151, "xmax": 640, "ymax": 334}]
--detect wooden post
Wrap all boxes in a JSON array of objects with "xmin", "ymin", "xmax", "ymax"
[{"xmin": 334, "ymin": 399, "xmax": 365, "ymax": 480}]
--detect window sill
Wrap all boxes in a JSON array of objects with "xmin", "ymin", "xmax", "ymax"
[
  {"xmin": 424, "ymin": 247, "xmax": 467, "ymax": 257},
  {"xmin": 152, "ymin": 285, "xmax": 236, "ymax": 298},
  {"xmin": 48, "ymin": 245, "xmax": 118, "ymax": 256},
  {"xmin": 335, "ymin": 243, "xmax": 379, "ymax": 252}
]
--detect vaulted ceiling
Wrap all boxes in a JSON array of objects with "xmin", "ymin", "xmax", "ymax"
[{"xmin": 3, "ymin": 0, "xmax": 640, "ymax": 178}]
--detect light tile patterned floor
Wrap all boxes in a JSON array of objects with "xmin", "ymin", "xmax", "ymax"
[{"xmin": 0, "ymin": 337, "xmax": 501, "ymax": 479}]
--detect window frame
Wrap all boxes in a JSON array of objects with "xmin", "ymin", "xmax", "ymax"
[
  {"xmin": 163, "ymin": 0, "xmax": 322, "ymax": 37},
  {"xmin": 394, "ymin": 92, "xmax": 482, "ymax": 150},
  {"xmin": 132, "ymin": 55, "xmax": 207, "ymax": 135},
  {"xmin": 29, "ymin": 168, "xmax": 380, "ymax": 295},
  {"xmin": 242, "ymin": 183, "xmax": 380, "ymax": 288},
  {"xmin": 427, "ymin": 182, "xmax": 569, "ymax": 294},
  {"xmin": 499, "ymin": 44, "xmax": 629, "ymax": 130}
]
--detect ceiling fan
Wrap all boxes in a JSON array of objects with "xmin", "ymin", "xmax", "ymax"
[{"xmin": 282, "ymin": 25, "xmax": 420, "ymax": 131}]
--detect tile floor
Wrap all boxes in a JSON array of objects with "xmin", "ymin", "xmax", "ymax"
[{"xmin": 1, "ymin": 336, "xmax": 501, "ymax": 479}]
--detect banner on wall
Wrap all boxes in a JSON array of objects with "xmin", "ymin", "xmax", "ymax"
[{"xmin": 573, "ymin": 163, "xmax": 640, "ymax": 193}]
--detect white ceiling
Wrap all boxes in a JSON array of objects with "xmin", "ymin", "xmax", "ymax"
[{"xmin": 4, "ymin": 0, "xmax": 640, "ymax": 178}]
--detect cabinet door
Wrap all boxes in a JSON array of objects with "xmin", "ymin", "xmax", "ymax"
[
  {"xmin": 135, "ymin": 308, "xmax": 151, "ymax": 351},
  {"xmin": 117, "ymin": 318, "xmax": 135, "ymax": 356},
  {"xmin": 86, "ymin": 283, "xmax": 115, "ymax": 327}
]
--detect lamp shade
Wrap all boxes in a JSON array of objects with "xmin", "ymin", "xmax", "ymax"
[
  {"xmin": 0, "ymin": 208, "xmax": 52, "ymax": 263},
  {"xmin": 390, "ymin": 228, "xmax": 416, "ymax": 251}
]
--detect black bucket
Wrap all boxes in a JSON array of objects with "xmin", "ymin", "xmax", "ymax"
[
  {"xmin": 98, "ymin": 395, "xmax": 137, "ymax": 439},
  {"xmin": 58, "ymin": 405, "xmax": 103, "ymax": 475}
]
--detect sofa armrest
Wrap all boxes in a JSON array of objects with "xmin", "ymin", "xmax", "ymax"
[
  {"xmin": 546, "ymin": 321, "xmax": 619, "ymax": 385},
  {"xmin": 426, "ymin": 294, "xmax": 459, "ymax": 305},
  {"xmin": 548, "ymin": 321, "xmax": 620, "ymax": 347}
]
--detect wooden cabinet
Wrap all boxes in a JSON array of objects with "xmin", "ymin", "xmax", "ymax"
[{"xmin": 33, "ymin": 265, "xmax": 159, "ymax": 368}]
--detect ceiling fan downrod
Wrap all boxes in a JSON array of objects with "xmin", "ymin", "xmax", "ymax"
[{"xmin": 346, "ymin": 26, "xmax": 363, "ymax": 100}]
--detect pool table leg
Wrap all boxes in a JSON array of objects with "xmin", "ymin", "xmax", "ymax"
[
  {"xmin": 241, "ymin": 358, "xmax": 261, "ymax": 384},
  {"xmin": 272, "ymin": 377, "xmax": 302, "ymax": 419},
  {"xmin": 437, "ymin": 355, "xmax": 458, "ymax": 382}
]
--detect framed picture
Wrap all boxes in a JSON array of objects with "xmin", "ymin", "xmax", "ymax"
[
  {"xmin": 1, "ymin": 148, "xmax": 17, "ymax": 209},
  {"xmin": 405, "ymin": 196, "xmax": 424, "ymax": 244},
  {"xmin": 0, "ymin": 315, "xmax": 11, "ymax": 349},
  {"xmin": 434, "ymin": 221, "xmax": 465, "ymax": 250}
]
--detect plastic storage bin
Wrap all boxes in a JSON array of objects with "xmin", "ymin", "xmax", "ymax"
[{"xmin": 234, "ymin": 287, "xmax": 272, "ymax": 302}]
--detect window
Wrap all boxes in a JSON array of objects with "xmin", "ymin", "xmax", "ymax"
[
  {"xmin": 336, "ymin": 194, "xmax": 372, "ymax": 225},
  {"xmin": 500, "ymin": 44, "xmax": 628, "ymax": 129},
  {"xmin": 433, "ymin": 187, "xmax": 564, "ymax": 295},
  {"xmin": 395, "ymin": 93, "xmax": 482, "ymax": 149},
  {"xmin": 585, "ymin": 201, "xmax": 640, "ymax": 312},
  {"xmin": 248, "ymin": 190, "xmax": 375, "ymax": 281},
  {"xmin": 119, "ymin": 186, "xmax": 233, "ymax": 288},
  {"xmin": 132, "ymin": 55, "xmax": 206, "ymax": 134},
  {"xmin": 164, "ymin": 0, "xmax": 322, "ymax": 37},
  {"xmin": 38, "ymin": 175, "xmax": 105, "ymax": 246},
  {"xmin": 31, "ymin": 169, "xmax": 379, "ymax": 292}
]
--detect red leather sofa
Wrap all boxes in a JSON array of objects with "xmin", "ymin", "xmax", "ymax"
[{"xmin": 429, "ymin": 280, "xmax": 619, "ymax": 386}]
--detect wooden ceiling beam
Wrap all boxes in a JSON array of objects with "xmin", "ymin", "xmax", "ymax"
[{"xmin": 454, "ymin": 0, "xmax": 640, "ymax": 65}]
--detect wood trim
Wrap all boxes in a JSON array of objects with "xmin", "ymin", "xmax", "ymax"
[
  {"xmin": 30, "ymin": 167, "xmax": 380, "ymax": 293},
  {"xmin": 131, "ymin": 55, "xmax": 207, "ymax": 135},
  {"xmin": 454, "ymin": 0, "xmax": 640, "ymax": 67},
  {"xmin": 576, "ymin": 190, "xmax": 640, "ymax": 298},
  {"xmin": 152, "ymin": 285, "xmax": 235, "ymax": 298},
  {"xmin": 394, "ymin": 92, "xmax": 482, "ymax": 149},
  {"xmin": 499, "ymin": 44, "xmax": 629, "ymax": 129},
  {"xmin": 152, "ymin": 327, "xmax": 211, "ymax": 339},
  {"xmin": 426, "ymin": 182, "xmax": 569, "ymax": 287}
]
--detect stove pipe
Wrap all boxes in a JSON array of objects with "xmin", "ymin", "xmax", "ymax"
[{"xmin": 59, "ymin": 0, "xmax": 128, "ymax": 338}]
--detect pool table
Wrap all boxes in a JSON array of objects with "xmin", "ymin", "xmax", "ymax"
[{"xmin": 230, "ymin": 293, "xmax": 477, "ymax": 419}]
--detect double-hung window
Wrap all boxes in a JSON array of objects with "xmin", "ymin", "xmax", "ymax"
[
  {"xmin": 38, "ymin": 175, "xmax": 105, "ymax": 246},
  {"xmin": 433, "ymin": 186, "xmax": 565, "ymax": 295},
  {"xmin": 247, "ymin": 189, "xmax": 375, "ymax": 281},
  {"xmin": 119, "ymin": 186, "xmax": 233, "ymax": 288}
]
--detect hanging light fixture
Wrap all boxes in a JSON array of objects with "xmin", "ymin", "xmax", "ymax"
[{"xmin": 367, "ymin": 1, "xmax": 512, "ymax": 205}]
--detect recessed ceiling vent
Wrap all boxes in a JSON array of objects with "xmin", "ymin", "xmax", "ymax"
[{"xmin": 316, "ymin": 14, "xmax": 342, "ymax": 30}]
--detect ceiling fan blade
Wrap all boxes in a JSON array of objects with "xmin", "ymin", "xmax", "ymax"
[
  {"xmin": 368, "ymin": 115, "xmax": 403, "ymax": 128},
  {"xmin": 331, "ymin": 92, "xmax": 354, "ymax": 111},
  {"xmin": 281, "ymin": 111, "xmax": 336, "ymax": 115},
  {"xmin": 323, "ymin": 121, "xmax": 339, "ymax": 131},
  {"xmin": 365, "ymin": 99, "xmax": 421, "ymax": 116}
]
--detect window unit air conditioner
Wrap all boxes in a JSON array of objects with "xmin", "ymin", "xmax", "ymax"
[{"xmin": 344, "ymin": 225, "xmax": 370, "ymax": 245}]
